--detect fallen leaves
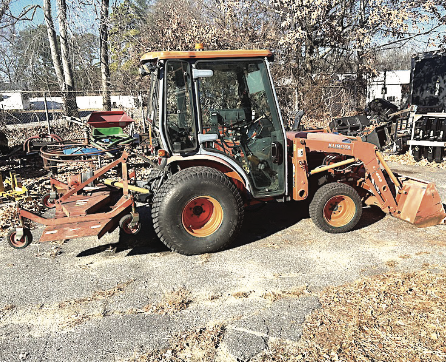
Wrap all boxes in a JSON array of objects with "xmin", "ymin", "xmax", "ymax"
[
  {"xmin": 262, "ymin": 286, "xmax": 309, "ymax": 303},
  {"xmin": 254, "ymin": 269, "xmax": 446, "ymax": 361},
  {"xmin": 128, "ymin": 324, "xmax": 227, "ymax": 362},
  {"xmin": 384, "ymin": 151, "xmax": 446, "ymax": 169},
  {"xmin": 58, "ymin": 279, "xmax": 134, "ymax": 309},
  {"xmin": 142, "ymin": 288, "xmax": 192, "ymax": 315}
]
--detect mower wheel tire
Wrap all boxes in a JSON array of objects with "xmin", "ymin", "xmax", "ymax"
[
  {"xmin": 7, "ymin": 228, "xmax": 32, "ymax": 249},
  {"xmin": 119, "ymin": 214, "xmax": 141, "ymax": 235},
  {"xmin": 152, "ymin": 166, "xmax": 244, "ymax": 255},
  {"xmin": 41, "ymin": 193, "xmax": 56, "ymax": 208},
  {"xmin": 310, "ymin": 182, "xmax": 362, "ymax": 233}
]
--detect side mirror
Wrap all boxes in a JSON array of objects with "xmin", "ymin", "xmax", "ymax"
[
  {"xmin": 193, "ymin": 69, "xmax": 214, "ymax": 80},
  {"xmin": 139, "ymin": 61, "xmax": 157, "ymax": 77},
  {"xmin": 139, "ymin": 66, "xmax": 150, "ymax": 77}
]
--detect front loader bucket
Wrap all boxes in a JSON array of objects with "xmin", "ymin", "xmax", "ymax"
[{"xmin": 395, "ymin": 178, "xmax": 446, "ymax": 227}]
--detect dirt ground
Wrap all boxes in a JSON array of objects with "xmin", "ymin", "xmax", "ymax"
[{"xmin": 0, "ymin": 160, "xmax": 445, "ymax": 361}]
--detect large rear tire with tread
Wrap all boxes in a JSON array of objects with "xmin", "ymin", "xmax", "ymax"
[
  {"xmin": 309, "ymin": 182, "xmax": 362, "ymax": 233},
  {"xmin": 152, "ymin": 166, "xmax": 244, "ymax": 255}
]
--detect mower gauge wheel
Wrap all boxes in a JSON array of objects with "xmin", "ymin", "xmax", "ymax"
[
  {"xmin": 119, "ymin": 214, "xmax": 141, "ymax": 235},
  {"xmin": 41, "ymin": 193, "xmax": 56, "ymax": 208},
  {"xmin": 7, "ymin": 228, "xmax": 32, "ymax": 249}
]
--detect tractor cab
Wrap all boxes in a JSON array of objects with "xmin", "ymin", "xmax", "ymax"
[{"xmin": 140, "ymin": 50, "xmax": 287, "ymax": 198}]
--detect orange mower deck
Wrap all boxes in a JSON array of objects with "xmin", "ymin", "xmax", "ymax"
[{"xmin": 16, "ymin": 151, "xmax": 141, "ymax": 245}]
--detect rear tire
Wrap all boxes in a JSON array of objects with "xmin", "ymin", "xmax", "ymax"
[
  {"xmin": 152, "ymin": 166, "xmax": 244, "ymax": 255},
  {"xmin": 309, "ymin": 183, "xmax": 362, "ymax": 233}
]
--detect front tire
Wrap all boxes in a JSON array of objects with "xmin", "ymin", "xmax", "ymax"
[
  {"xmin": 152, "ymin": 166, "xmax": 244, "ymax": 255},
  {"xmin": 309, "ymin": 183, "xmax": 362, "ymax": 233}
]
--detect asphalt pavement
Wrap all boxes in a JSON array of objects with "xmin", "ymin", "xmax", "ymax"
[{"xmin": 0, "ymin": 162, "xmax": 445, "ymax": 361}]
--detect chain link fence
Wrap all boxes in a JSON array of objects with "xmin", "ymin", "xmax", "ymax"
[
  {"xmin": 0, "ymin": 90, "xmax": 147, "ymax": 149},
  {"xmin": 0, "ymin": 81, "xmax": 362, "ymax": 150}
]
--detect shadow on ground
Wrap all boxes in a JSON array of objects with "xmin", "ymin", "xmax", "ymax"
[{"xmin": 76, "ymin": 201, "xmax": 387, "ymax": 257}]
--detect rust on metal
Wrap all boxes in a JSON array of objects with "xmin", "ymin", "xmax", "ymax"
[
  {"xmin": 292, "ymin": 131, "xmax": 446, "ymax": 227},
  {"xmin": 18, "ymin": 150, "xmax": 143, "ymax": 243}
]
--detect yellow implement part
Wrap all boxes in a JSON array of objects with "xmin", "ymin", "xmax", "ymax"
[
  {"xmin": 103, "ymin": 179, "xmax": 150, "ymax": 194},
  {"xmin": 0, "ymin": 173, "xmax": 31, "ymax": 202}
]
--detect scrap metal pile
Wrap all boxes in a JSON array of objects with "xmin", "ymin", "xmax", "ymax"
[
  {"xmin": 328, "ymin": 50, "xmax": 446, "ymax": 163},
  {"xmin": 2, "ymin": 110, "xmax": 159, "ymax": 249}
]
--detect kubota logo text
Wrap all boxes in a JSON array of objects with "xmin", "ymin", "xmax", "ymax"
[{"xmin": 328, "ymin": 143, "xmax": 351, "ymax": 150}]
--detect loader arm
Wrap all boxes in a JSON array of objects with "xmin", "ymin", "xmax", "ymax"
[{"xmin": 288, "ymin": 131, "xmax": 446, "ymax": 227}]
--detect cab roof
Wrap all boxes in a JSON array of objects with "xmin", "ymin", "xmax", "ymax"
[{"xmin": 140, "ymin": 49, "xmax": 273, "ymax": 62}]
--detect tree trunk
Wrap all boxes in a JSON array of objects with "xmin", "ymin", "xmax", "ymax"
[
  {"xmin": 43, "ymin": 0, "xmax": 64, "ymax": 91},
  {"xmin": 100, "ymin": 0, "xmax": 111, "ymax": 111},
  {"xmin": 355, "ymin": 0, "xmax": 367, "ymax": 109},
  {"xmin": 56, "ymin": 0, "xmax": 79, "ymax": 117}
]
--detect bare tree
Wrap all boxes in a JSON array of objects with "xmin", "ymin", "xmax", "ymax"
[
  {"xmin": 43, "ymin": 0, "xmax": 79, "ymax": 117},
  {"xmin": 100, "ymin": 0, "xmax": 111, "ymax": 111},
  {"xmin": 0, "ymin": 0, "xmax": 38, "ymax": 30}
]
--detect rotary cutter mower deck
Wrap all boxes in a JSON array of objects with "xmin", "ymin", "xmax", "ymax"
[
  {"xmin": 8, "ymin": 47, "xmax": 446, "ymax": 254},
  {"xmin": 8, "ymin": 151, "xmax": 144, "ymax": 249}
]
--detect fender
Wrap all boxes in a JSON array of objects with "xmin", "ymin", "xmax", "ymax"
[{"xmin": 166, "ymin": 154, "xmax": 249, "ymax": 196}]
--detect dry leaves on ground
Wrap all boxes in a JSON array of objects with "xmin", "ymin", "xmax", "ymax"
[
  {"xmin": 142, "ymin": 288, "xmax": 192, "ymax": 315},
  {"xmin": 128, "ymin": 324, "xmax": 226, "ymax": 362},
  {"xmin": 384, "ymin": 151, "xmax": 446, "ymax": 169},
  {"xmin": 255, "ymin": 269, "xmax": 446, "ymax": 361}
]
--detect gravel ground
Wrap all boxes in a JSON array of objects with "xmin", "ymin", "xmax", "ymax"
[{"xmin": 0, "ymin": 161, "xmax": 445, "ymax": 361}]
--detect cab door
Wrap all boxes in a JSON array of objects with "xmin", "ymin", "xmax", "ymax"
[
  {"xmin": 164, "ymin": 60, "xmax": 198, "ymax": 153},
  {"xmin": 195, "ymin": 59, "xmax": 286, "ymax": 197}
]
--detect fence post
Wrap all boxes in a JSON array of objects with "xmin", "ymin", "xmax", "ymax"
[
  {"xmin": 43, "ymin": 92, "xmax": 51, "ymax": 134},
  {"xmin": 139, "ymin": 92, "xmax": 146, "ymax": 133}
]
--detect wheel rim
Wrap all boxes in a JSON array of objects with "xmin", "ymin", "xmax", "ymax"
[
  {"xmin": 9, "ymin": 232, "xmax": 27, "ymax": 248},
  {"xmin": 182, "ymin": 196, "xmax": 223, "ymax": 237},
  {"xmin": 122, "ymin": 218, "xmax": 140, "ymax": 234},
  {"xmin": 323, "ymin": 195, "xmax": 356, "ymax": 227}
]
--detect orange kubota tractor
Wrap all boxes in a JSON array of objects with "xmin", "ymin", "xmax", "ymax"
[
  {"xmin": 137, "ymin": 47, "xmax": 446, "ymax": 255},
  {"xmin": 13, "ymin": 48, "xmax": 443, "ymax": 253}
]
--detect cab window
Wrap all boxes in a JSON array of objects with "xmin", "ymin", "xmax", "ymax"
[{"xmin": 165, "ymin": 60, "xmax": 197, "ymax": 153}]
